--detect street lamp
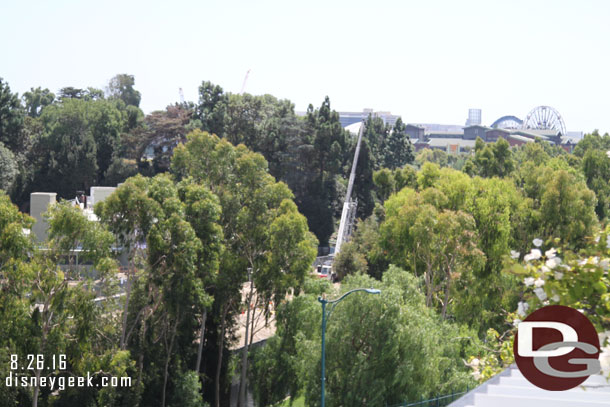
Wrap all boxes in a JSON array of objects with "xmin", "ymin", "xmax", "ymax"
[{"xmin": 318, "ymin": 288, "xmax": 381, "ymax": 407}]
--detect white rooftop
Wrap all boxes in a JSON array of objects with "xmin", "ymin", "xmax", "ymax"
[
  {"xmin": 345, "ymin": 121, "xmax": 363, "ymax": 135},
  {"xmin": 448, "ymin": 364, "xmax": 610, "ymax": 407}
]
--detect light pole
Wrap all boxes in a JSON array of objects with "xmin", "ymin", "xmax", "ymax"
[{"xmin": 318, "ymin": 288, "xmax": 381, "ymax": 407}]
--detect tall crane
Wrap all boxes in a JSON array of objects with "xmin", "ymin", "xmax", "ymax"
[
  {"xmin": 334, "ymin": 121, "xmax": 364, "ymax": 255},
  {"xmin": 240, "ymin": 69, "xmax": 251, "ymax": 94}
]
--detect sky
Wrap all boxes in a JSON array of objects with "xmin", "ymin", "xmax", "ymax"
[{"xmin": 2, "ymin": 0, "xmax": 610, "ymax": 133}]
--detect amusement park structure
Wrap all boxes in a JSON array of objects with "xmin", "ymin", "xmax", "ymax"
[
  {"xmin": 522, "ymin": 105, "xmax": 567, "ymax": 136},
  {"xmin": 492, "ymin": 105, "xmax": 567, "ymax": 136}
]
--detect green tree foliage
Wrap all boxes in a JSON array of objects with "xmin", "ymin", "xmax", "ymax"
[
  {"xmin": 107, "ymin": 74, "xmax": 142, "ymax": 107},
  {"xmin": 0, "ymin": 197, "xmax": 132, "ymax": 407},
  {"xmin": 58, "ymin": 87, "xmax": 104, "ymax": 101},
  {"xmin": 332, "ymin": 241, "xmax": 368, "ymax": 280},
  {"xmin": 103, "ymin": 157, "xmax": 139, "ymax": 186},
  {"xmin": 416, "ymin": 148, "xmax": 450, "ymax": 168},
  {"xmin": 35, "ymin": 99, "xmax": 99, "ymax": 196},
  {"xmin": 0, "ymin": 142, "xmax": 17, "ymax": 192},
  {"xmin": 96, "ymin": 173, "xmax": 222, "ymax": 407},
  {"xmin": 0, "ymin": 192, "xmax": 33, "ymax": 404},
  {"xmin": 0, "ymin": 78, "xmax": 25, "ymax": 152},
  {"xmin": 192, "ymin": 82, "xmax": 352, "ymax": 247},
  {"xmin": 372, "ymin": 165, "xmax": 418, "ymax": 204},
  {"xmin": 27, "ymin": 97, "xmax": 131, "ymax": 197},
  {"xmin": 251, "ymin": 268, "xmax": 476, "ymax": 407},
  {"xmin": 372, "ymin": 168, "xmax": 394, "ymax": 202},
  {"xmin": 382, "ymin": 117, "xmax": 414, "ymax": 169},
  {"xmin": 196, "ymin": 81, "xmax": 228, "ymax": 137},
  {"xmin": 464, "ymin": 137, "xmax": 514, "ymax": 178},
  {"xmin": 573, "ymin": 130, "xmax": 610, "ymax": 158},
  {"xmin": 296, "ymin": 97, "xmax": 351, "ymax": 244},
  {"xmin": 352, "ymin": 138, "xmax": 376, "ymax": 219},
  {"xmin": 471, "ymin": 231, "xmax": 610, "ymax": 381},
  {"xmin": 172, "ymin": 129, "xmax": 317, "ymax": 406},
  {"xmin": 170, "ymin": 371, "xmax": 206, "ymax": 407},
  {"xmin": 380, "ymin": 187, "xmax": 486, "ymax": 317},
  {"xmin": 581, "ymin": 143, "xmax": 610, "ymax": 219},
  {"xmin": 519, "ymin": 164, "xmax": 597, "ymax": 248},
  {"xmin": 363, "ymin": 115, "xmax": 389, "ymax": 168},
  {"xmin": 22, "ymin": 87, "xmax": 55, "ymax": 118},
  {"xmin": 379, "ymin": 165, "xmax": 533, "ymax": 330},
  {"xmin": 129, "ymin": 105, "xmax": 192, "ymax": 173}
]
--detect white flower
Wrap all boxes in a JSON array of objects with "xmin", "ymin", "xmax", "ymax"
[
  {"xmin": 510, "ymin": 250, "xmax": 520, "ymax": 260},
  {"xmin": 545, "ymin": 257, "xmax": 561, "ymax": 269},
  {"xmin": 534, "ymin": 287, "xmax": 547, "ymax": 301},
  {"xmin": 524, "ymin": 249, "xmax": 542, "ymax": 262},
  {"xmin": 607, "ymin": 150, "xmax": 610, "ymax": 159},
  {"xmin": 578, "ymin": 259, "xmax": 587, "ymax": 266},
  {"xmin": 551, "ymin": 294, "xmax": 560, "ymax": 302},
  {"xmin": 524, "ymin": 277, "xmax": 535, "ymax": 287},
  {"xmin": 554, "ymin": 271, "xmax": 564, "ymax": 280},
  {"xmin": 540, "ymin": 265, "xmax": 551, "ymax": 273},
  {"xmin": 562, "ymin": 264, "xmax": 572, "ymax": 271},
  {"xmin": 595, "ymin": 235, "xmax": 601, "ymax": 243},
  {"xmin": 545, "ymin": 248, "xmax": 557, "ymax": 258},
  {"xmin": 534, "ymin": 278, "xmax": 545, "ymax": 287},
  {"xmin": 592, "ymin": 256, "xmax": 600, "ymax": 265},
  {"xmin": 517, "ymin": 301, "xmax": 529, "ymax": 316},
  {"xmin": 513, "ymin": 319, "xmax": 522, "ymax": 327},
  {"xmin": 600, "ymin": 259, "xmax": 609, "ymax": 271},
  {"xmin": 533, "ymin": 238, "xmax": 543, "ymax": 247}
]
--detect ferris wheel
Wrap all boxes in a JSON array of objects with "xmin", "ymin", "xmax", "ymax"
[{"xmin": 522, "ymin": 105, "xmax": 566, "ymax": 136}]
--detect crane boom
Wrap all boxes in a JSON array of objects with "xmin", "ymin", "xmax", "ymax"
[
  {"xmin": 240, "ymin": 69, "xmax": 251, "ymax": 94},
  {"xmin": 334, "ymin": 121, "xmax": 364, "ymax": 255}
]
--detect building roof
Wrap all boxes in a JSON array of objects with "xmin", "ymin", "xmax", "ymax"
[
  {"xmin": 509, "ymin": 134, "xmax": 535, "ymax": 143},
  {"xmin": 411, "ymin": 123, "xmax": 465, "ymax": 134},
  {"xmin": 464, "ymin": 125, "xmax": 490, "ymax": 130},
  {"xmin": 486, "ymin": 128, "xmax": 512, "ymax": 134},
  {"xmin": 428, "ymin": 138, "xmax": 476, "ymax": 148},
  {"xmin": 344, "ymin": 121, "xmax": 363, "ymax": 135},
  {"xmin": 448, "ymin": 363, "xmax": 610, "ymax": 407},
  {"xmin": 428, "ymin": 131, "xmax": 465, "ymax": 137}
]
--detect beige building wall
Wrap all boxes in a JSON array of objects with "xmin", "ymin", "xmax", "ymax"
[{"xmin": 30, "ymin": 192, "xmax": 57, "ymax": 243}]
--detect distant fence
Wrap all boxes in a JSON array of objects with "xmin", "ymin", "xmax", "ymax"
[{"xmin": 385, "ymin": 386, "xmax": 469, "ymax": 407}]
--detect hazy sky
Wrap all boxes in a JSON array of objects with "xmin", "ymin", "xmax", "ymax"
[{"xmin": 2, "ymin": 0, "xmax": 609, "ymax": 133}]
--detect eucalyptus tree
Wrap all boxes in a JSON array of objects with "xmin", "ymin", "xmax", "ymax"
[
  {"xmin": 96, "ymin": 173, "xmax": 223, "ymax": 407},
  {"xmin": 172, "ymin": 129, "xmax": 317, "ymax": 407}
]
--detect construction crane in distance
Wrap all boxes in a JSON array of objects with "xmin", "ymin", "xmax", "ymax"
[
  {"xmin": 334, "ymin": 120, "xmax": 364, "ymax": 255},
  {"xmin": 240, "ymin": 69, "xmax": 251, "ymax": 94}
]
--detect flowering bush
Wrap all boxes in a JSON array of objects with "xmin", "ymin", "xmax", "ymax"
[{"xmin": 467, "ymin": 227, "xmax": 610, "ymax": 382}]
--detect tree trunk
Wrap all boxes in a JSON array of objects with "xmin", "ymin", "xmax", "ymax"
[
  {"xmin": 249, "ymin": 296, "xmax": 259, "ymax": 346},
  {"xmin": 195, "ymin": 309, "xmax": 207, "ymax": 374},
  {"xmin": 120, "ymin": 265, "xmax": 133, "ymax": 349},
  {"xmin": 215, "ymin": 304, "xmax": 229, "ymax": 407},
  {"xmin": 32, "ymin": 371, "xmax": 40, "ymax": 407},
  {"xmin": 162, "ymin": 315, "xmax": 179, "ymax": 407},
  {"xmin": 424, "ymin": 264, "xmax": 433, "ymax": 307},
  {"xmin": 442, "ymin": 279, "xmax": 451, "ymax": 319},
  {"xmin": 238, "ymin": 269, "xmax": 254, "ymax": 407}
]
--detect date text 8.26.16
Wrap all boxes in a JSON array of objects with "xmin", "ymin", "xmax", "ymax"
[{"xmin": 10, "ymin": 355, "xmax": 66, "ymax": 371}]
